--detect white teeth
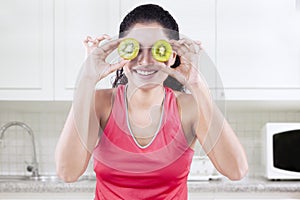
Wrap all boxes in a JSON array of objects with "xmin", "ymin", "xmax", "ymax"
[{"xmin": 136, "ymin": 70, "xmax": 156, "ymax": 76}]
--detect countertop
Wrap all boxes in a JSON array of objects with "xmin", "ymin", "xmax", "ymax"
[{"xmin": 0, "ymin": 176, "xmax": 300, "ymax": 193}]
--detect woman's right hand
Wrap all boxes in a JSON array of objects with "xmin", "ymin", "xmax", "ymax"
[
  {"xmin": 82, "ymin": 34, "xmax": 129, "ymax": 81},
  {"xmin": 83, "ymin": 34, "xmax": 111, "ymax": 57}
]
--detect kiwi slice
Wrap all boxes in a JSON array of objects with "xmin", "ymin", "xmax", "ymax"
[
  {"xmin": 151, "ymin": 40, "xmax": 172, "ymax": 62},
  {"xmin": 118, "ymin": 38, "xmax": 140, "ymax": 60}
]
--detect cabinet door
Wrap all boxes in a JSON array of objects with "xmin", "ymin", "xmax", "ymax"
[
  {"xmin": 54, "ymin": 0, "xmax": 120, "ymax": 100},
  {"xmin": 217, "ymin": 0, "xmax": 300, "ymax": 100},
  {"xmin": 0, "ymin": 0, "xmax": 54, "ymax": 100}
]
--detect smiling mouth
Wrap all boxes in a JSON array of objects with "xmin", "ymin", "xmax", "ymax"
[{"xmin": 134, "ymin": 69, "xmax": 158, "ymax": 76}]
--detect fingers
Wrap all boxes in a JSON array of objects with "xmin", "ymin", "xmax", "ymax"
[
  {"xmin": 83, "ymin": 36, "xmax": 93, "ymax": 48},
  {"xmin": 169, "ymin": 38, "xmax": 201, "ymax": 57},
  {"xmin": 179, "ymin": 39, "xmax": 195, "ymax": 52},
  {"xmin": 83, "ymin": 34, "xmax": 111, "ymax": 49},
  {"xmin": 160, "ymin": 38, "xmax": 203, "ymax": 85},
  {"xmin": 94, "ymin": 38, "xmax": 122, "ymax": 59},
  {"xmin": 83, "ymin": 34, "xmax": 121, "ymax": 61},
  {"xmin": 194, "ymin": 40, "xmax": 203, "ymax": 51},
  {"xmin": 96, "ymin": 34, "xmax": 111, "ymax": 42},
  {"xmin": 169, "ymin": 40, "xmax": 189, "ymax": 56}
]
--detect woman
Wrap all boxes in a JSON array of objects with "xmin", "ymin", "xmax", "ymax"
[{"xmin": 55, "ymin": 4, "xmax": 248, "ymax": 200}]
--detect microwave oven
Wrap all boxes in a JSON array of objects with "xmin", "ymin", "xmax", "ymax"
[{"xmin": 262, "ymin": 123, "xmax": 300, "ymax": 180}]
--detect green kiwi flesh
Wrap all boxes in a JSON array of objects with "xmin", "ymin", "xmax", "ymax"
[
  {"xmin": 118, "ymin": 38, "xmax": 140, "ymax": 60},
  {"xmin": 151, "ymin": 40, "xmax": 172, "ymax": 62}
]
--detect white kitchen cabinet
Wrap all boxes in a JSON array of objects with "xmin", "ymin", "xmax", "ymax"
[
  {"xmin": 0, "ymin": 0, "xmax": 120, "ymax": 101},
  {"xmin": 54, "ymin": 0, "xmax": 120, "ymax": 100},
  {"xmin": 2, "ymin": 1, "xmax": 299, "ymax": 101},
  {"xmin": 217, "ymin": 0, "xmax": 300, "ymax": 100},
  {"xmin": 0, "ymin": 0, "xmax": 54, "ymax": 100}
]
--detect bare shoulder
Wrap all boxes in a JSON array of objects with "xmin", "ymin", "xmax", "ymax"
[
  {"xmin": 95, "ymin": 88, "xmax": 115, "ymax": 100},
  {"xmin": 95, "ymin": 88, "xmax": 116, "ymax": 127},
  {"xmin": 173, "ymin": 90, "xmax": 197, "ymax": 126},
  {"xmin": 173, "ymin": 90, "xmax": 197, "ymax": 111}
]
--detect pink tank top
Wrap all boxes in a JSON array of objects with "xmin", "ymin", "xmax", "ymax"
[{"xmin": 93, "ymin": 85, "xmax": 194, "ymax": 200}]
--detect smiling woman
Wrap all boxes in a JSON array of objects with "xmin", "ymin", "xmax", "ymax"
[{"xmin": 55, "ymin": 4, "xmax": 248, "ymax": 200}]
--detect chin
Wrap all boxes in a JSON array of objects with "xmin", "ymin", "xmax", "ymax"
[{"xmin": 131, "ymin": 80, "xmax": 164, "ymax": 90}]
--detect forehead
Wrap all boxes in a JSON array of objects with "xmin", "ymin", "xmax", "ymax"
[{"xmin": 125, "ymin": 23, "xmax": 169, "ymax": 47}]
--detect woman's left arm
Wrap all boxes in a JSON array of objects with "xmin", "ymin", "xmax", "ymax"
[
  {"xmin": 167, "ymin": 39, "xmax": 248, "ymax": 180},
  {"xmin": 188, "ymin": 81, "xmax": 248, "ymax": 180},
  {"xmin": 207, "ymin": 117, "xmax": 249, "ymax": 180}
]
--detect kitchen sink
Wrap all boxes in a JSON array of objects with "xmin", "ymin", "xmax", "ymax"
[{"xmin": 0, "ymin": 175, "xmax": 96, "ymax": 182}]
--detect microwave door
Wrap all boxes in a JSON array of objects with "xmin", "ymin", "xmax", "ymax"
[{"xmin": 273, "ymin": 130, "xmax": 300, "ymax": 173}]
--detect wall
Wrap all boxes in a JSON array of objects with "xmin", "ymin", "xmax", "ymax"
[
  {"xmin": 225, "ymin": 104, "xmax": 300, "ymax": 177},
  {"xmin": 0, "ymin": 102, "xmax": 94, "ymax": 177},
  {"xmin": 0, "ymin": 101, "xmax": 299, "ymax": 178}
]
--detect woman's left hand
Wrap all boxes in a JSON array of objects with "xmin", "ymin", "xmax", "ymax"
[{"xmin": 163, "ymin": 38, "xmax": 203, "ymax": 86}]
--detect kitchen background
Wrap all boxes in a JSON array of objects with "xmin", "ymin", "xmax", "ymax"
[
  {"xmin": 0, "ymin": 102, "xmax": 300, "ymax": 178},
  {"xmin": 1, "ymin": 0, "xmax": 300, "ymax": 186}
]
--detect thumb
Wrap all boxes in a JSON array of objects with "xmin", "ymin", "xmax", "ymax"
[
  {"xmin": 109, "ymin": 60, "xmax": 129, "ymax": 72},
  {"xmin": 100, "ymin": 60, "xmax": 129, "ymax": 79},
  {"xmin": 160, "ymin": 66, "xmax": 187, "ymax": 85}
]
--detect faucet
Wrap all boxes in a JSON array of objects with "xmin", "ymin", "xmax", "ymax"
[{"xmin": 0, "ymin": 121, "xmax": 39, "ymax": 178}]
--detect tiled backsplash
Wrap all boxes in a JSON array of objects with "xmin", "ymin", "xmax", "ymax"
[
  {"xmin": 0, "ymin": 102, "xmax": 71, "ymax": 176},
  {"xmin": 0, "ymin": 101, "xmax": 299, "ymax": 178}
]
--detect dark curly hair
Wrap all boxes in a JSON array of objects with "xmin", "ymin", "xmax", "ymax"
[{"xmin": 112, "ymin": 4, "xmax": 184, "ymax": 92}]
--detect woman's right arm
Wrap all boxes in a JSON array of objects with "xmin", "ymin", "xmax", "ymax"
[
  {"xmin": 55, "ymin": 106, "xmax": 92, "ymax": 182},
  {"xmin": 55, "ymin": 35, "xmax": 128, "ymax": 182}
]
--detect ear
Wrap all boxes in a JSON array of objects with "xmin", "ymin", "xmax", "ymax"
[{"xmin": 166, "ymin": 51, "xmax": 177, "ymax": 67}]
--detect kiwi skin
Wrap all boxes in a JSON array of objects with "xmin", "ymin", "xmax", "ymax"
[
  {"xmin": 151, "ymin": 40, "xmax": 172, "ymax": 62},
  {"xmin": 118, "ymin": 38, "xmax": 140, "ymax": 60}
]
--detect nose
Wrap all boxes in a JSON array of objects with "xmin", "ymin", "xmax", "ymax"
[{"xmin": 137, "ymin": 48, "xmax": 154, "ymax": 65}]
